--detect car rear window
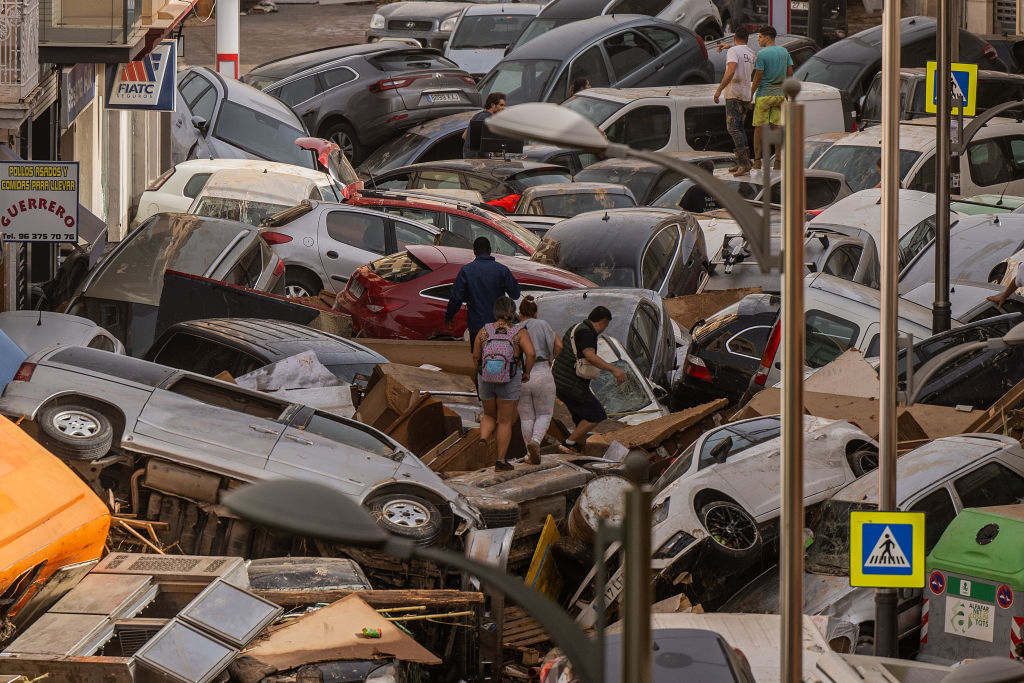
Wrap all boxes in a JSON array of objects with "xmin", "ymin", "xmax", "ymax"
[
  {"xmin": 369, "ymin": 50, "xmax": 460, "ymax": 71},
  {"xmin": 49, "ymin": 346, "xmax": 177, "ymax": 387},
  {"xmin": 368, "ymin": 251, "xmax": 431, "ymax": 283},
  {"xmin": 813, "ymin": 145, "xmax": 922, "ymax": 192},
  {"xmin": 451, "ymin": 14, "xmax": 534, "ymax": 50},
  {"xmin": 562, "ymin": 95, "xmax": 626, "ymax": 127},
  {"xmin": 509, "ymin": 169, "xmax": 573, "ymax": 191},
  {"xmin": 213, "ymin": 100, "xmax": 314, "ymax": 169}
]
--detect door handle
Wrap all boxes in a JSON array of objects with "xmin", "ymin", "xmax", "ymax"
[
  {"xmin": 326, "ymin": 250, "xmax": 339, "ymax": 259},
  {"xmin": 655, "ymin": 63, "xmax": 666, "ymax": 72},
  {"xmin": 330, "ymin": 274, "xmax": 349, "ymax": 283},
  {"xmin": 284, "ymin": 434, "xmax": 314, "ymax": 446},
  {"xmin": 249, "ymin": 425, "xmax": 278, "ymax": 434}
]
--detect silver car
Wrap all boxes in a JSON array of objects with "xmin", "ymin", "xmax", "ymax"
[
  {"xmin": 0, "ymin": 311, "xmax": 124, "ymax": 356},
  {"xmin": 259, "ymin": 201, "xmax": 443, "ymax": 296},
  {"xmin": 0, "ymin": 345, "xmax": 481, "ymax": 550}
]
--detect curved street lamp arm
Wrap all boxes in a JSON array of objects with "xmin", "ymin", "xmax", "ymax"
[{"xmin": 604, "ymin": 142, "xmax": 777, "ymax": 273}]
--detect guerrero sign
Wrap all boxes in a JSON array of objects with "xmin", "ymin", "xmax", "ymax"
[
  {"xmin": 0, "ymin": 162, "xmax": 80, "ymax": 243},
  {"xmin": 105, "ymin": 40, "xmax": 177, "ymax": 111}
]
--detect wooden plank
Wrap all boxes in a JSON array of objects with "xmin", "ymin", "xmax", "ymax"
[
  {"xmin": 253, "ymin": 588, "xmax": 484, "ymax": 609},
  {"xmin": 0, "ymin": 655, "xmax": 133, "ymax": 682},
  {"xmin": 965, "ymin": 376, "xmax": 1024, "ymax": 433}
]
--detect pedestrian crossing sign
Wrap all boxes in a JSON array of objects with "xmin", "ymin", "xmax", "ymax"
[
  {"xmin": 849, "ymin": 511, "xmax": 925, "ymax": 588},
  {"xmin": 925, "ymin": 61, "xmax": 978, "ymax": 117}
]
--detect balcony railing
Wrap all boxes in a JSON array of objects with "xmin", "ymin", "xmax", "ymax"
[
  {"xmin": 0, "ymin": 0, "xmax": 39, "ymax": 102},
  {"xmin": 39, "ymin": 0, "xmax": 142, "ymax": 46}
]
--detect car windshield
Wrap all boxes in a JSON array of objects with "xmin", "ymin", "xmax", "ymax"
[
  {"xmin": 794, "ymin": 55, "xmax": 868, "ymax": 91},
  {"xmin": 805, "ymin": 499, "xmax": 877, "ymax": 575},
  {"xmin": 813, "ymin": 145, "xmax": 922, "ymax": 192},
  {"xmin": 359, "ymin": 133, "xmax": 430, "ymax": 177},
  {"xmin": 651, "ymin": 179, "xmax": 696, "ymax": 208},
  {"xmin": 531, "ymin": 192, "xmax": 635, "ymax": 217},
  {"xmin": 213, "ymin": 100, "xmax": 314, "ymax": 168},
  {"xmin": 369, "ymin": 50, "xmax": 460, "ymax": 71},
  {"xmin": 491, "ymin": 214, "xmax": 542, "ymax": 249},
  {"xmin": 193, "ymin": 197, "xmax": 292, "ymax": 226},
  {"xmin": 590, "ymin": 358, "xmax": 651, "ymax": 415},
  {"xmin": 478, "ymin": 59, "xmax": 560, "ymax": 104},
  {"xmin": 570, "ymin": 264, "xmax": 636, "ymax": 287},
  {"xmin": 451, "ymin": 14, "xmax": 534, "ymax": 49},
  {"xmin": 576, "ymin": 168, "xmax": 659, "ymax": 203},
  {"xmin": 562, "ymin": 95, "xmax": 626, "ymax": 127},
  {"xmin": 245, "ymin": 75, "xmax": 279, "ymax": 91},
  {"xmin": 512, "ymin": 18, "xmax": 567, "ymax": 49},
  {"xmin": 510, "ymin": 169, "xmax": 574, "ymax": 190}
]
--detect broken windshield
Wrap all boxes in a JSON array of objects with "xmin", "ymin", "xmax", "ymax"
[
  {"xmin": 805, "ymin": 499, "xmax": 877, "ymax": 575},
  {"xmin": 590, "ymin": 359, "xmax": 652, "ymax": 416}
]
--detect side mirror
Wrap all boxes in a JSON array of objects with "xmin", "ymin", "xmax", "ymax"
[
  {"xmin": 709, "ymin": 436, "xmax": 733, "ymax": 464},
  {"xmin": 191, "ymin": 116, "xmax": 208, "ymax": 135}
]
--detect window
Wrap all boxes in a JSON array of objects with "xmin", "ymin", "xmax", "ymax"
[
  {"xmin": 479, "ymin": 59, "xmax": 561, "ymax": 105},
  {"xmin": 562, "ymin": 96, "xmax": 625, "ymax": 126},
  {"xmin": 627, "ymin": 302, "xmax": 659, "ymax": 376},
  {"xmin": 180, "ymin": 73, "xmax": 216, "ymax": 120},
  {"xmin": 569, "ymin": 47, "xmax": 611, "ymax": 92},
  {"xmin": 275, "ymin": 75, "xmax": 319, "ymax": 106},
  {"xmin": 684, "ymin": 106, "xmax": 752, "ymax": 153},
  {"xmin": 463, "ymin": 174, "xmax": 499, "ymax": 194},
  {"xmin": 648, "ymin": 171, "xmax": 684, "ymax": 202},
  {"xmin": 319, "ymin": 67, "xmax": 358, "ymax": 90},
  {"xmin": 50, "ymin": 347, "xmax": 176, "ymax": 387},
  {"xmin": 153, "ymin": 333, "xmax": 264, "ymax": 378},
  {"xmin": 866, "ymin": 334, "xmax": 880, "ymax": 357},
  {"xmin": 822, "ymin": 244, "xmax": 863, "ymax": 281},
  {"xmin": 603, "ymin": 31, "xmax": 659, "ymax": 80},
  {"xmin": 368, "ymin": 251, "xmax": 430, "ymax": 283},
  {"xmin": 384, "ymin": 206, "xmax": 441, "ymax": 228},
  {"xmin": 393, "ymin": 219, "xmax": 436, "ymax": 250},
  {"xmin": 222, "ymin": 244, "xmax": 265, "ymax": 288},
  {"xmin": 87, "ymin": 335, "xmax": 116, "ymax": 352},
  {"xmin": 641, "ymin": 226, "xmax": 679, "ymax": 291},
  {"xmin": 417, "ymin": 169, "xmax": 464, "ymax": 190},
  {"xmin": 805, "ymin": 310, "xmax": 859, "ymax": 368},
  {"xmin": 420, "ymin": 133, "xmax": 466, "ymax": 163},
  {"xmin": 789, "ymin": 46, "xmax": 817, "ymax": 69},
  {"xmin": 212, "ymin": 101, "xmax": 312, "ymax": 169},
  {"xmin": 377, "ymin": 172, "xmax": 411, "ymax": 191},
  {"xmin": 450, "ymin": 13, "xmax": 535, "ymax": 50},
  {"xmin": 727, "ymin": 325, "xmax": 772, "ymax": 359},
  {"xmin": 967, "ymin": 139, "xmax": 1014, "ymax": 187},
  {"xmin": 449, "ymin": 215, "xmax": 519, "ymax": 255},
  {"xmin": 189, "ymin": 88, "xmax": 218, "ymax": 123},
  {"xmin": 183, "ymin": 173, "xmax": 211, "ymax": 199},
  {"xmin": 897, "ymin": 216, "xmax": 936, "ymax": 270},
  {"xmin": 906, "ymin": 155, "xmax": 935, "ymax": 192},
  {"xmin": 326, "ymin": 211, "xmax": 388, "ymax": 254},
  {"xmin": 698, "ymin": 417, "xmax": 780, "ymax": 469},
  {"xmin": 813, "ymin": 145, "xmax": 922, "ymax": 193},
  {"xmin": 637, "ymin": 26, "xmax": 679, "ymax": 52},
  {"xmin": 300, "ymin": 412, "xmax": 395, "ymax": 457},
  {"xmin": 908, "ymin": 489, "xmax": 957, "ymax": 553},
  {"xmin": 167, "ymin": 376, "xmax": 285, "ymax": 419},
  {"xmin": 954, "ymin": 462, "xmax": 1024, "ymax": 508},
  {"xmin": 604, "ymin": 105, "xmax": 671, "ymax": 151},
  {"xmin": 369, "ymin": 50, "xmax": 459, "ymax": 72}
]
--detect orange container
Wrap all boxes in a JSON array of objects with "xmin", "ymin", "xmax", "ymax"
[{"xmin": 0, "ymin": 415, "xmax": 110, "ymax": 620}]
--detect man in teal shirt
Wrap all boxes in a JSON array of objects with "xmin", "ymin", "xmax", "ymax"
[{"xmin": 749, "ymin": 26, "xmax": 793, "ymax": 168}]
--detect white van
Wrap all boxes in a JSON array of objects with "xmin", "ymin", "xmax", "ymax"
[
  {"xmin": 561, "ymin": 82, "xmax": 851, "ymax": 154},
  {"xmin": 445, "ymin": 4, "xmax": 542, "ymax": 79},
  {"xmin": 811, "ymin": 117, "xmax": 1024, "ymax": 197}
]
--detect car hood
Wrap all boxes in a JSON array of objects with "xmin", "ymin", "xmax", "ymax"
[
  {"xmin": 722, "ymin": 566, "xmax": 871, "ymax": 625},
  {"xmin": 378, "ymin": 2, "xmax": 469, "ymax": 20},
  {"xmin": 447, "ymin": 457, "xmax": 592, "ymax": 504}
]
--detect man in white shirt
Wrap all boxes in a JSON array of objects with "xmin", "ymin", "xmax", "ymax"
[
  {"xmin": 714, "ymin": 27, "xmax": 756, "ymax": 176},
  {"xmin": 987, "ymin": 261, "xmax": 1024, "ymax": 307}
]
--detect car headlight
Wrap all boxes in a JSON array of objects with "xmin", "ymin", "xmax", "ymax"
[
  {"xmin": 370, "ymin": 13, "xmax": 385, "ymax": 29},
  {"xmin": 653, "ymin": 530, "xmax": 697, "ymax": 560},
  {"xmin": 652, "ymin": 499, "xmax": 670, "ymax": 524},
  {"xmin": 440, "ymin": 16, "xmax": 458, "ymax": 32}
]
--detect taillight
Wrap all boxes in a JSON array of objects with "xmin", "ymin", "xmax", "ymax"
[
  {"xmin": 753, "ymin": 322, "xmax": 782, "ymax": 387},
  {"xmin": 364, "ymin": 296, "xmax": 407, "ymax": 313},
  {"xmin": 387, "ymin": 113, "xmax": 409, "ymax": 123},
  {"xmin": 984, "ymin": 44, "xmax": 999, "ymax": 61},
  {"xmin": 684, "ymin": 355, "xmax": 712, "ymax": 382},
  {"xmin": 459, "ymin": 75, "xmax": 476, "ymax": 85},
  {"xmin": 696, "ymin": 35, "xmax": 708, "ymax": 61},
  {"xmin": 146, "ymin": 167, "xmax": 175, "ymax": 192},
  {"xmin": 806, "ymin": 209, "xmax": 823, "ymax": 221},
  {"xmin": 261, "ymin": 231, "xmax": 292, "ymax": 245},
  {"xmin": 272, "ymin": 258, "xmax": 285, "ymax": 277},
  {"xmin": 12, "ymin": 362, "xmax": 35, "ymax": 382},
  {"xmin": 369, "ymin": 77, "xmax": 415, "ymax": 92}
]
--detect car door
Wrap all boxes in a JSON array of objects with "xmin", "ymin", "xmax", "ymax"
[
  {"xmin": 267, "ymin": 73, "xmax": 326, "ymax": 135},
  {"xmin": 626, "ymin": 300, "xmax": 660, "ymax": 381},
  {"xmin": 550, "ymin": 45, "xmax": 612, "ymax": 102},
  {"xmin": 134, "ymin": 375, "xmax": 287, "ymax": 470},
  {"xmin": 640, "ymin": 224, "xmax": 682, "ymax": 296},
  {"xmin": 318, "ymin": 208, "xmax": 390, "ymax": 288},
  {"xmin": 604, "ymin": 104, "xmax": 673, "ymax": 152},
  {"xmin": 392, "ymin": 215, "xmax": 439, "ymax": 251},
  {"xmin": 719, "ymin": 322, "xmax": 772, "ymax": 396},
  {"xmin": 603, "ymin": 29, "xmax": 664, "ymax": 88},
  {"xmin": 172, "ymin": 71, "xmax": 220, "ymax": 163},
  {"xmin": 267, "ymin": 408, "xmax": 401, "ymax": 497}
]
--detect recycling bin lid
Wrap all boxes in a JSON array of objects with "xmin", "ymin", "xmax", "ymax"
[{"xmin": 926, "ymin": 505, "xmax": 1024, "ymax": 590}]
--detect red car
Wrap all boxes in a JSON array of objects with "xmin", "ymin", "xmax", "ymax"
[
  {"xmin": 346, "ymin": 190, "xmax": 540, "ymax": 257},
  {"xmin": 334, "ymin": 245, "xmax": 595, "ymax": 339}
]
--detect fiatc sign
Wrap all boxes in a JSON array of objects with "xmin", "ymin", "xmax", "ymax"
[
  {"xmin": 0, "ymin": 162, "xmax": 80, "ymax": 243},
  {"xmin": 105, "ymin": 40, "xmax": 177, "ymax": 111}
]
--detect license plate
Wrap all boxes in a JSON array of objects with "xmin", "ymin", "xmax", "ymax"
[
  {"xmin": 348, "ymin": 279, "xmax": 365, "ymax": 299},
  {"xmin": 791, "ymin": 1, "xmax": 808, "ymax": 8},
  {"xmin": 425, "ymin": 92, "xmax": 462, "ymax": 103}
]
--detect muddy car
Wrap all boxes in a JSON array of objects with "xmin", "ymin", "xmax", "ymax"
[
  {"xmin": 722, "ymin": 433, "xmax": 1024, "ymax": 656},
  {"xmin": 0, "ymin": 347, "xmax": 486, "ymax": 566}
]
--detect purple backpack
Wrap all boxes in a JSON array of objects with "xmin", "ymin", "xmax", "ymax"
[{"xmin": 480, "ymin": 322, "xmax": 520, "ymax": 384}]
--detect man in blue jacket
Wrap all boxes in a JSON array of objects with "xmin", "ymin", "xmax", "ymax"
[{"xmin": 445, "ymin": 237, "xmax": 521, "ymax": 343}]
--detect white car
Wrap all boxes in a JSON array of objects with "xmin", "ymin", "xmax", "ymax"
[
  {"xmin": 134, "ymin": 157, "xmax": 352, "ymax": 226},
  {"xmin": 445, "ymin": 4, "xmax": 543, "ymax": 79},
  {"xmin": 187, "ymin": 167, "xmax": 343, "ymax": 227}
]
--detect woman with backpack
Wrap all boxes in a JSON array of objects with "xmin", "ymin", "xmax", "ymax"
[
  {"xmin": 473, "ymin": 296, "xmax": 536, "ymax": 471},
  {"xmin": 516, "ymin": 295, "xmax": 561, "ymax": 465}
]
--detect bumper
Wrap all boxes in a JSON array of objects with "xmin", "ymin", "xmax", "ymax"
[
  {"xmin": 366, "ymin": 29, "xmax": 448, "ymax": 50},
  {"xmin": 0, "ymin": 381, "xmax": 52, "ymax": 421}
]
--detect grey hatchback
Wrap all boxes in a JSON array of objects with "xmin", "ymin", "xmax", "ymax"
[
  {"xmin": 245, "ymin": 45, "xmax": 482, "ymax": 164},
  {"xmin": 477, "ymin": 14, "xmax": 713, "ymax": 104}
]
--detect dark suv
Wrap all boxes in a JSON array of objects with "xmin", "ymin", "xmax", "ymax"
[{"xmin": 244, "ymin": 45, "xmax": 480, "ymax": 164}]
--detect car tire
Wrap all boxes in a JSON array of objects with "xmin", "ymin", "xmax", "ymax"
[
  {"xmin": 37, "ymin": 403, "xmax": 114, "ymax": 461},
  {"xmin": 324, "ymin": 122, "xmax": 363, "ymax": 165},
  {"xmin": 366, "ymin": 493, "xmax": 443, "ymax": 545},
  {"xmin": 699, "ymin": 499, "xmax": 761, "ymax": 560},
  {"xmin": 698, "ymin": 21, "xmax": 724, "ymax": 41},
  {"xmin": 849, "ymin": 447, "xmax": 879, "ymax": 477},
  {"xmin": 284, "ymin": 270, "xmax": 322, "ymax": 299}
]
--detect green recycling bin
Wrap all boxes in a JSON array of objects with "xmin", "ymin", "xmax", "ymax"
[{"xmin": 918, "ymin": 505, "xmax": 1024, "ymax": 664}]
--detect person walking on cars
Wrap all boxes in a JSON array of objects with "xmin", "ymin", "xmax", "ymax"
[
  {"xmin": 714, "ymin": 26, "xmax": 756, "ymax": 176},
  {"xmin": 445, "ymin": 237, "xmax": 521, "ymax": 345},
  {"xmin": 750, "ymin": 26, "xmax": 793, "ymax": 169},
  {"xmin": 516, "ymin": 295, "xmax": 562, "ymax": 464}
]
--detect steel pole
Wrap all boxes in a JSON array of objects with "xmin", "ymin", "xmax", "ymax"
[
  {"xmin": 780, "ymin": 79, "xmax": 805, "ymax": 683},
  {"xmin": 216, "ymin": 0, "xmax": 240, "ymax": 79},
  {"xmin": 622, "ymin": 452, "xmax": 652, "ymax": 683},
  {"xmin": 875, "ymin": 0, "xmax": 901, "ymax": 658},
  {"xmin": 933, "ymin": 0, "xmax": 952, "ymax": 335}
]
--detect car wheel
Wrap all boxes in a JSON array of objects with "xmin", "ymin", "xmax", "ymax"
[
  {"xmin": 700, "ymin": 499, "xmax": 761, "ymax": 559},
  {"xmin": 37, "ymin": 403, "xmax": 114, "ymax": 460},
  {"xmin": 324, "ymin": 122, "xmax": 362, "ymax": 164},
  {"xmin": 284, "ymin": 270, "xmax": 322, "ymax": 299},
  {"xmin": 849, "ymin": 447, "xmax": 879, "ymax": 477},
  {"xmin": 855, "ymin": 622, "xmax": 874, "ymax": 655},
  {"xmin": 699, "ymin": 22, "xmax": 724, "ymax": 41},
  {"xmin": 366, "ymin": 493, "xmax": 443, "ymax": 545}
]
